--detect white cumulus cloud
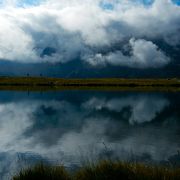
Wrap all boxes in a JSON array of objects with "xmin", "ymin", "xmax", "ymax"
[{"xmin": 0, "ymin": 0, "xmax": 179, "ymax": 68}]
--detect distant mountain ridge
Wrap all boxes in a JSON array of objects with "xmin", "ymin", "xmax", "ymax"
[{"xmin": 0, "ymin": 41, "xmax": 179, "ymax": 78}]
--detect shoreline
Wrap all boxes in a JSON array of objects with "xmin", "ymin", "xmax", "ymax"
[{"xmin": 0, "ymin": 77, "xmax": 179, "ymax": 91}]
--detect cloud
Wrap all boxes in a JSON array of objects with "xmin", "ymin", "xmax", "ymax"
[
  {"xmin": 82, "ymin": 94, "xmax": 169, "ymax": 124},
  {"xmin": 0, "ymin": 14, "xmax": 37, "ymax": 62},
  {"xmin": 0, "ymin": 93, "xmax": 170, "ymax": 156},
  {"xmin": 0, "ymin": 0, "xmax": 179, "ymax": 68},
  {"xmin": 84, "ymin": 38, "xmax": 170, "ymax": 68}
]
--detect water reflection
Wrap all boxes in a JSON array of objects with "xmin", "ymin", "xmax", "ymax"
[
  {"xmin": 0, "ymin": 91, "xmax": 179, "ymax": 179},
  {"xmin": 82, "ymin": 95, "xmax": 169, "ymax": 124}
]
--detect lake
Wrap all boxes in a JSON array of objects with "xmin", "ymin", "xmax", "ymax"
[{"xmin": 0, "ymin": 90, "xmax": 179, "ymax": 179}]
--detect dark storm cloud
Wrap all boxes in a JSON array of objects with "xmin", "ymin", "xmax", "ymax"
[{"xmin": 0, "ymin": 0, "xmax": 180, "ymax": 68}]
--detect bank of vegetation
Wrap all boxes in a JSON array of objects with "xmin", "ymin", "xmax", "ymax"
[{"xmin": 0, "ymin": 77, "xmax": 179, "ymax": 91}]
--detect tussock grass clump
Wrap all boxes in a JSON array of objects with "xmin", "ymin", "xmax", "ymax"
[
  {"xmin": 13, "ymin": 164, "xmax": 70, "ymax": 180},
  {"xmin": 13, "ymin": 160, "xmax": 180, "ymax": 180},
  {"xmin": 74, "ymin": 160, "xmax": 134, "ymax": 180},
  {"xmin": 75, "ymin": 160, "xmax": 180, "ymax": 180}
]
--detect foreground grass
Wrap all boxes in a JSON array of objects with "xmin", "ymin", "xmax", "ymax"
[
  {"xmin": 13, "ymin": 161, "xmax": 180, "ymax": 180},
  {"xmin": 0, "ymin": 77, "xmax": 180, "ymax": 91},
  {"xmin": 13, "ymin": 164, "xmax": 71, "ymax": 180}
]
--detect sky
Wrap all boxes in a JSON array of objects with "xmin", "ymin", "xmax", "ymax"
[{"xmin": 0, "ymin": 0, "xmax": 180, "ymax": 75}]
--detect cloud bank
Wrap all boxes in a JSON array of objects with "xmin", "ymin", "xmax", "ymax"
[
  {"xmin": 0, "ymin": 0, "xmax": 179, "ymax": 68},
  {"xmin": 84, "ymin": 38, "xmax": 170, "ymax": 68},
  {"xmin": 82, "ymin": 94, "xmax": 169, "ymax": 124}
]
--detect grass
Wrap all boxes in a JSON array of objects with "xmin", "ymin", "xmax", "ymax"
[
  {"xmin": 0, "ymin": 77, "xmax": 179, "ymax": 91},
  {"xmin": 13, "ymin": 164, "xmax": 71, "ymax": 180},
  {"xmin": 0, "ymin": 77, "xmax": 179, "ymax": 86},
  {"xmin": 13, "ymin": 160, "xmax": 180, "ymax": 180}
]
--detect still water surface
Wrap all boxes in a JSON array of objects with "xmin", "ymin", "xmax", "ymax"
[{"xmin": 0, "ymin": 90, "xmax": 179, "ymax": 179}]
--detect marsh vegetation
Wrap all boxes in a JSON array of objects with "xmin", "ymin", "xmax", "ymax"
[{"xmin": 0, "ymin": 77, "xmax": 179, "ymax": 91}]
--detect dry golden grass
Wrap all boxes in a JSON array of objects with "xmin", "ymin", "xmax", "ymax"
[
  {"xmin": 0, "ymin": 77, "xmax": 179, "ymax": 92},
  {"xmin": 13, "ymin": 161, "xmax": 180, "ymax": 180}
]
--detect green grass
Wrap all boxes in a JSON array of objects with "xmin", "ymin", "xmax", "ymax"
[
  {"xmin": 0, "ymin": 77, "xmax": 180, "ymax": 91},
  {"xmin": 13, "ymin": 160, "xmax": 180, "ymax": 180}
]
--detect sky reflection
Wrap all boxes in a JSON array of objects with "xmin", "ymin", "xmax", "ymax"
[{"xmin": 0, "ymin": 91, "xmax": 179, "ymax": 179}]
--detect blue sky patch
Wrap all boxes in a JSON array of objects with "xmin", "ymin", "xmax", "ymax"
[
  {"xmin": 136, "ymin": 0, "xmax": 154, "ymax": 5},
  {"xmin": 0, "ymin": 0, "xmax": 45, "ymax": 7},
  {"xmin": 172, "ymin": 0, "xmax": 180, "ymax": 5},
  {"xmin": 17, "ymin": 0, "xmax": 45, "ymax": 7},
  {"xmin": 100, "ymin": 1, "xmax": 114, "ymax": 10}
]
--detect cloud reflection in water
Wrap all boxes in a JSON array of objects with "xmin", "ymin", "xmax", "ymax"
[{"xmin": 0, "ymin": 91, "xmax": 179, "ymax": 179}]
